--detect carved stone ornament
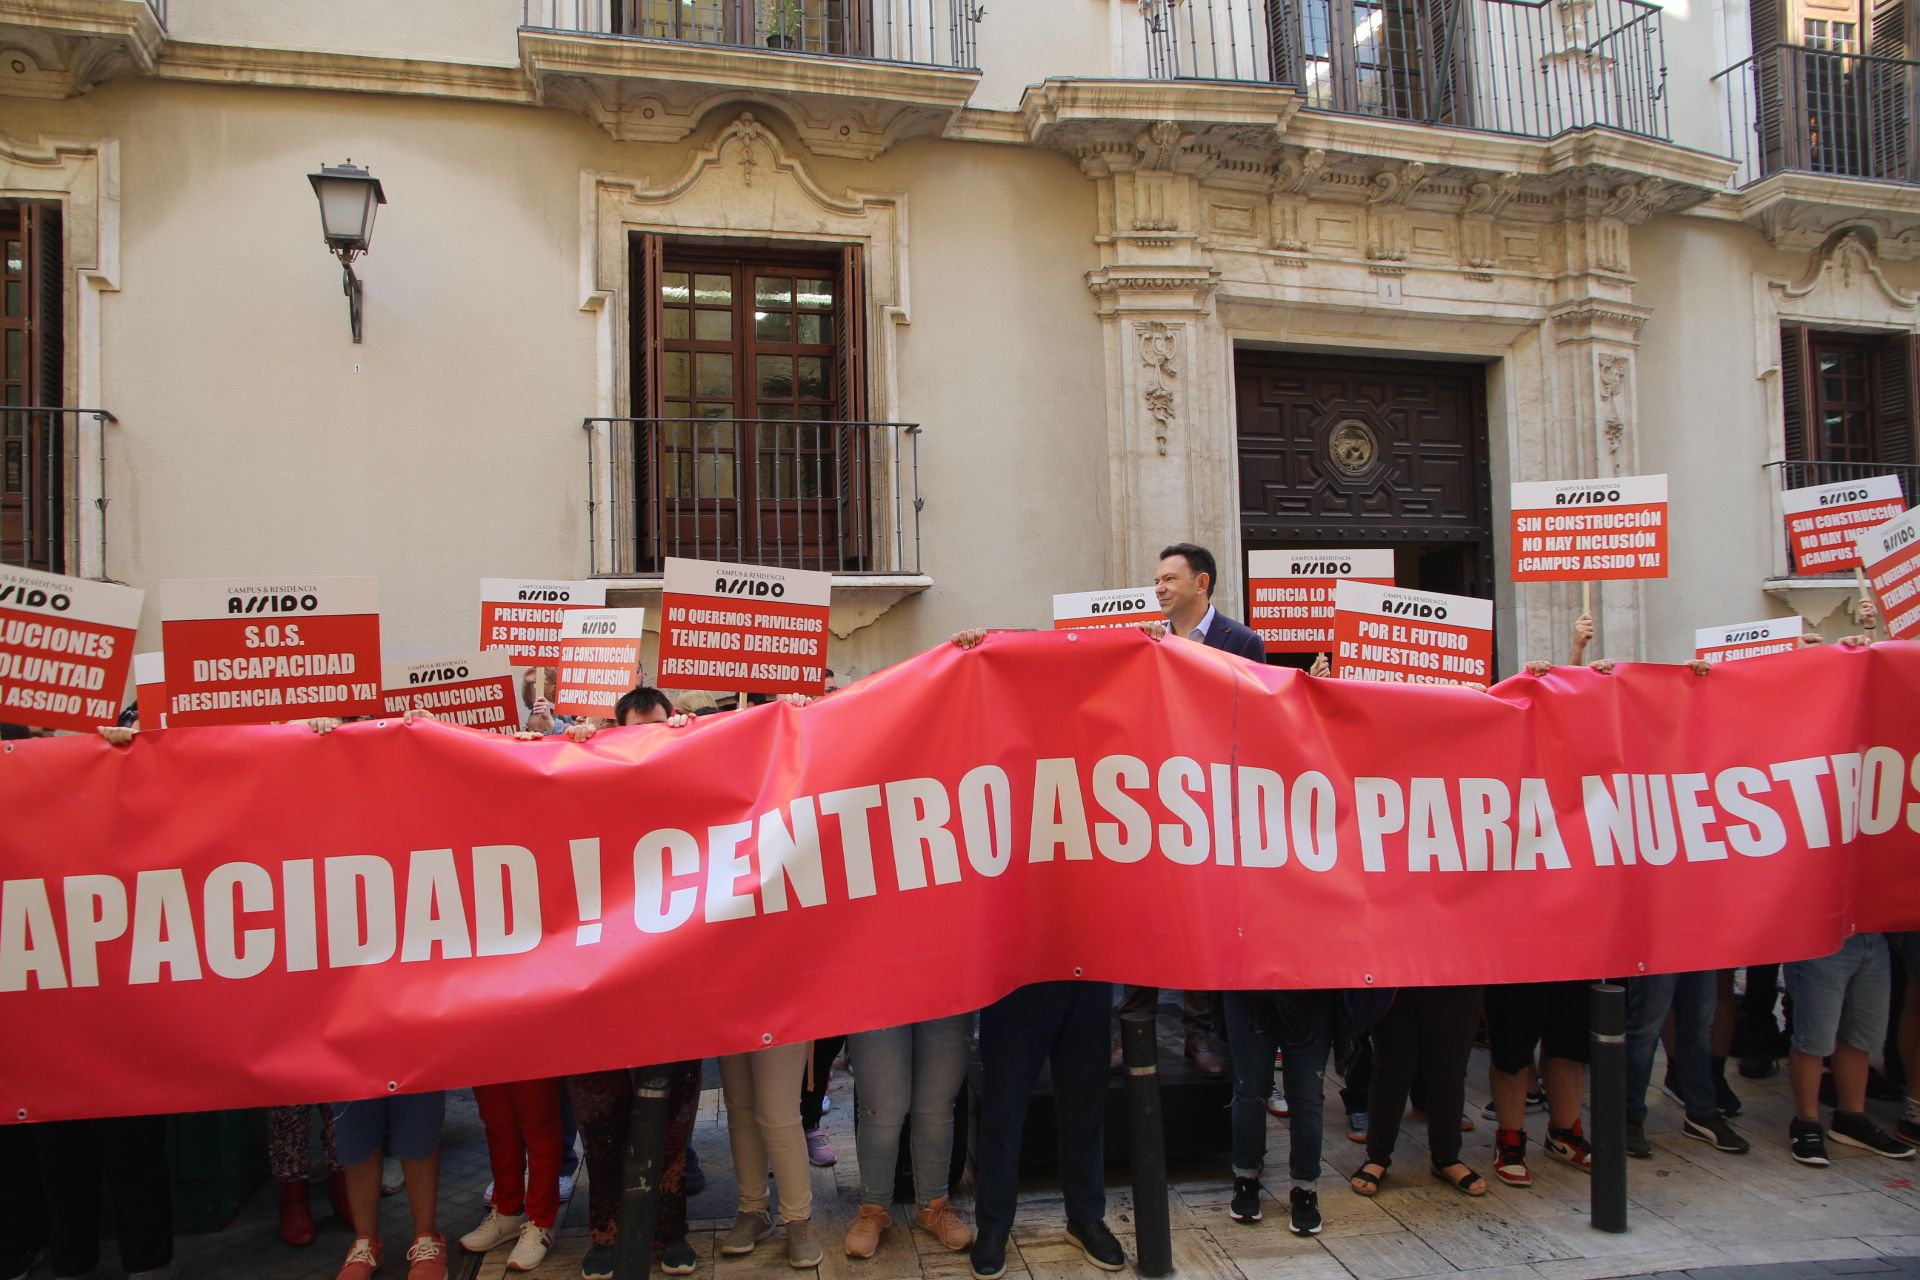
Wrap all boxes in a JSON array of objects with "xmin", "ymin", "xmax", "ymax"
[
  {"xmin": 1327, "ymin": 418, "xmax": 1381, "ymax": 477},
  {"xmin": 1596, "ymin": 353, "xmax": 1630, "ymax": 463},
  {"xmin": 1137, "ymin": 320, "xmax": 1180, "ymax": 456}
]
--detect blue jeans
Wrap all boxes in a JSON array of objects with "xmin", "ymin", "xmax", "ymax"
[
  {"xmin": 1224, "ymin": 990, "xmax": 1336, "ymax": 1184},
  {"xmin": 849, "ymin": 1013, "xmax": 974, "ymax": 1207},
  {"xmin": 976, "ymin": 982, "xmax": 1111, "ymax": 1243},
  {"xmin": 1625, "ymin": 971, "xmax": 1715, "ymax": 1124},
  {"xmin": 1786, "ymin": 934, "xmax": 1892, "ymax": 1057}
]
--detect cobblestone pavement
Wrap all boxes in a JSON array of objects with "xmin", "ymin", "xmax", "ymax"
[{"xmin": 26, "ymin": 1044, "xmax": 1920, "ymax": 1280}]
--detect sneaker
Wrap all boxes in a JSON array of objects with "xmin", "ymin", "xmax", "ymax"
[
  {"xmin": 459, "ymin": 1208, "xmax": 527, "ymax": 1253},
  {"xmin": 1459, "ymin": 1112, "xmax": 1476, "ymax": 1133},
  {"xmin": 913, "ymin": 1197, "xmax": 974, "ymax": 1251},
  {"xmin": 1545, "ymin": 1121, "xmax": 1593, "ymax": 1173},
  {"xmin": 335, "ymin": 1237, "xmax": 382, "ymax": 1280},
  {"xmin": 127, "ymin": 1269, "xmax": 176, "ymax": 1280},
  {"xmin": 1480, "ymin": 1100, "xmax": 1499, "ymax": 1121},
  {"xmin": 1790, "ymin": 1116, "xmax": 1830, "ymax": 1167},
  {"xmin": 582, "ymin": 1243, "xmax": 616, "ymax": 1280},
  {"xmin": 405, "ymin": 1234, "xmax": 448, "ymax": 1280},
  {"xmin": 1064, "ymin": 1220, "xmax": 1125, "ymax": 1272},
  {"xmin": 1714, "ymin": 1076, "xmax": 1742, "ymax": 1117},
  {"xmin": 685, "ymin": 1146, "xmax": 707, "ymax": 1197},
  {"xmin": 1738, "ymin": 1053, "xmax": 1778, "ymax": 1080},
  {"xmin": 969, "ymin": 1234, "xmax": 1007, "ymax": 1280},
  {"xmin": 1229, "ymin": 1176, "xmax": 1262, "ymax": 1223},
  {"xmin": 506, "ymin": 1222, "xmax": 553, "ymax": 1274},
  {"xmin": 1345, "ymin": 1111, "xmax": 1368, "ymax": 1143},
  {"xmin": 1625, "ymin": 1121, "xmax": 1652, "ymax": 1159},
  {"xmin": 1266, "ymin": 1086, "xmax": 1289, "ymax": 1119},
  {"xmin": 1526, "ymin": 1088, "xmax": 1546, "ymax": 1113},
  {"xmin": 1288, "ymin": 1187, "xmax": 1322, "ymax": 1237},
  {"xmin": 381, "ymin": 1157, "xmax": 404, "ymax": 1196},
  {"xmin": 821, "ymin": 1093, "xmax": 833, "ymax": 1114},
  {"xmin": 559, "ymin": 1172, "xmax": 576, "ymax": 1201},
  {"xmin": 1829, "ymin": 1109, "xmax": 1918, "ymax": 1159},
  {"xmin": 722, "ymin": 1211, "xmax": 773, "ymax": 1256},
  {"xmin": 660, "ymin": 1238, "xmax": 698, "ymax": 1275},
  {"xmin": 1898, "ymin": 1117, "xmax": 1920, "ymax": 1148},
  {"xmin": 1493, "ymin": 1129, "xmax": 1531, "ymax": 1187},
  {"xmin": 1273, "ymin": 1048, "xmax": 1285, "ymax": 1069},
  {"xmin": 845, "ymin": 1204, "xmax": 890, "ymax": 1259},
  {"xmin": 805, "ymin": 1128, "xmax": 835, "ymax": 1167},
  {"xmin": 786, "ymin": 1219, "xmax": 823, "ymax": 1270},
  {"xmin": 1683, "ymin": 1113, "xmax": 1750, "ymax": 1154}
]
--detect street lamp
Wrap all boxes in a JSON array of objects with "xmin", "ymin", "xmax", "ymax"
[{"xmin": 307, "ymin": 160, "xmax": 387, "ymax": 343}]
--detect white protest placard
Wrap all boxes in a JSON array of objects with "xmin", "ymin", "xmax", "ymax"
[
  {"xmin": 656, "ymin": 557, "xmax": 831, "ymax": 695},
  {"xmin": 1510, "ymin": 474, "xmax": 1669, "ymax": 581},
  {"xmin": 134, "ymin": 651, "xmax": 167, "ymax": 730},
  {"xmin": 0, "ymin": 565, "xmax": 144, "ymax": 732},
  {"xmin": 381, "ymin": 651, "xmax": 520, "ymax": 733},
  {"xmin": 1694, "ymin": 616, "xmax": 1804, "ymax": 665},
  {"xmin": 554, "ymin": 608, "xmax": 647, "ymax": 718},
  {"xmin": 1247, "ymin": 549, "xmax": 1395, "ymax": 654},
  {"xmin": 479, "ymin": 578, "xmax": 608, "ymax": 666},
  {"xmin": 159, "ymin": 576, "xmax": 381, "ymax": 727},
  {"xmin": 1052, "ymin": 588, "xmax": 1161, "ymax": 630},
  {"xmin": 1781, "ymin": 475, "xmax": 1908, "ymax": 573},
  {"xmin": 1332, "ymin": 580, "xmax": 1494, "ymax": 688},
  {"xmin": 1859, "ymin": 507, "xmax": 1920, "ymax": 641}
]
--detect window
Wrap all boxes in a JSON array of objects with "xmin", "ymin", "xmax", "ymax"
[
  {"xmin": 1780, "ymin": 324, "xmax": 1918, "ymax": 505},
  {"xmin": 1, "ymin": 200, "xmax": 63, "ymax": 572},
  {"xmin": 615, "ymin": 0, "xmax": 867, "ymax": 55},
  {"xmin": 1280, "ymin": 0, "xmax": 1460, "ymax": 123},
  {"xmin": 630, "ymin": 236, "xmax": 871, "ymax": 572}
]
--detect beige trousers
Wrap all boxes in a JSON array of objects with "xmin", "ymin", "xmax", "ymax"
[{"xmin": 719, "ymin": 1043, "xmax": 812, "ymax": 1223}]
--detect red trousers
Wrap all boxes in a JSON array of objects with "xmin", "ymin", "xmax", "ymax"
[{"xmin": 474, "ymin": 1078, "xmax": 565, "ymax": 1227}]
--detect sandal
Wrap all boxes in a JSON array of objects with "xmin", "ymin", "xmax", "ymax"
[
  {"xmin": 1349, "ymin": 1161, "xmax": 1389, "ymax": 1197},
  {"xmin": 1432, "ymin": 1162, "xmax": 1488, "ymax": 1197}
]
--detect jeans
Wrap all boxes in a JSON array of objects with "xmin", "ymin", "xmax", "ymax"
[
  {"xmin": 849, "ymin": 1014, "xmax": 974, "ymax": 1206},
  {"xmin": 720, "ymin": 1043, "xmax": 813, "ymax": 1223},
  {"xmin": 977, "ymin": 981, "xmax": 1111, "ymax": 1243},
  {"xmin": 1224, "ymin": 990, "xmax": 1337, "ymax": 1184},
  {"xmin": 1626, "ymin": 971, "xmax": 1716, "ymax": 1124},
  {"xmin": 1786, "ymin": 934, "xmax": 1892, "ymax": 1058}
]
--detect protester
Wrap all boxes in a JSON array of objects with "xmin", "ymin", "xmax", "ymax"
[
  {"xmin": 1483, "ymin": 982, "xmax": 1596, "ymax": 1184},
  {"xmin": 718, "ymin": 1041, "xmax": 819, "ymax": 1268},
  {"xmin": 459, "ymin": 1074, "xmax": 566, "ymax": 1271},
  {"xmin": 26, "ymin": 1116, "xmax": 174, "ymax": 1280},
  {"xmin": 269, "ymin": 1104, "xmax": 348, "ymax": 1246},
  {"xmin": 1783, "ymin": 934, "xmax": 1916, "ymax": 1165},
  {"xmin": 801, "ymin": 1036, "xmax": 847, "ymax": 1167},
  {"xmin": 843, "ymin": 1014, "xmax": 976, "ymax": 1258}
]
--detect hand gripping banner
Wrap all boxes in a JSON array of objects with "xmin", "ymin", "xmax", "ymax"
[{"xmin": 3, "ymin": 632, "xmax": 1919, "ymax": 1122}]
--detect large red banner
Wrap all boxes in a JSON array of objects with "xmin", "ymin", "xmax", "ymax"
[{"xmin": 3, "ymin": 633, "xmax": 1919, "ymax": 1122}]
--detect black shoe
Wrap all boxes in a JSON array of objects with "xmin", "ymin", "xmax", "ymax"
[
  {"xmin": 1830, "ymin": 1109, "xmax": 1918, "ymax": 1159},
  {"xmin": 685, "ymin": 1146, "xmax": 706, "ymax": 1197},
  {"xmin": 1899, "ymin": 1117, "xmax": 1920, "ymax": 1148},
  {"xmin": 1288, "ymin": 1187, "xmax": 1322, "ymax": 1237},
  {"xmin": 1625, "ymin": 1121, "xmax": 1652, "ymax": 1159},
  {"xmin": 1869, "ymin": 1066, "xmax": 1905, "ymax": 1102},
  {"xmin": 969, "ymin": 1234, "xmax": 1008, "ymax": 1280},
  {"xmin": 1228, "ymin": 1176, "xmax": 1262, "ymax": 1224},
  {"xmin": 1065, "ymin": 1221, "xmax": 1125, "ymax": 1272},
  {"xmin": 1683, "ymin": 1113, "xmax": 1750, "ymax": 1154},
  {"xmin": 583, "ymin": 1243, "xmax": 616, "ymax": 1280},
  {"xmin": 660, "ymin": 1237, "xmax": 698, "ymax": 1275},
  {"xmin": 1738, "ymin": 1053, "xmax": 1778, "ymax": 1080},
  {"xmin": 1790, "ymin": 1116, "xmax": 1830, "ymax": 1167},
  {"xmin": 1714, "ymin": 1075, "xmax": 1743, "ymax": 1117}
]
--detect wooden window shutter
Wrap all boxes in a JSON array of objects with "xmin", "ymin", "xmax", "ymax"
[
  {"xmin": 631, "ymin": 232, "xmax": 664, "ymax": 568},
  {"xmin": 1753, "ymin": 0, "xmax": 1787, "ymax": 174},
  {"xmin": 28, "ymin": 204, "xmax": 62, "ymax": 408},
  {"xmin": 1871, "ymin": 332, "xmax": 1917, "ymax": 509},
  {"xmin": 1781, "ymin": 324, "xmax": 1813, "ymax": 480},
  {"xmin": 1868, "ymin": 0, "xmax": 1915, "ymax": 180},
  {"xmin": 834, "ymin": 244, "xmax": 869, "ymax": 569}
]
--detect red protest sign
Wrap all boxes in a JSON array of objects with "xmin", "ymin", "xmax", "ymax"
[
  {"xmin": 1860, "ymin": 508, "xmax": 1920, "ymax": 640},
  {"xmin": 1332, "ymin": 580, "xmax": 1493, "ymax": 688},
  {"xmin": 1052, "ymin": 588, "xmax": 1160, "ymax": 630},
  {"xmin": 1781, "ymin": 476, "xmax": 1907, "ymax": 574},
  {"xmin": 382, "ymin": 651, "xmax": 519, "ymax": 733},
  {"xmin": 1248, "ymin": 549, "xmax": 1394, "ymax": 654},
  {"xmin": 1694, "ymin": 616, "xmax": 1803, "ymax": 665},
  {"xmin": 1510, "ymin": 475, "xmax": 1668, "ymax": 581},
  {"xmin": 555, "ymin": 609, "xmax": 647, "ymax": 718},
  {"xmin": 656, "ymin": 558, "xmax": 831, "ymax": 695},
  {"xmin": 479, "ymin": 579, "xmax": 607, "ymax": 667},
  {"xmin": 159, "ymin": 578, "xmax": 382, "ymax": 727},
  {"xmin": 0, "ymin": 566, "xmax": 143, "ymax": 732},
  {"xmin": 134, "ymin": 651, "xmax": 167, "ymax": 730}
]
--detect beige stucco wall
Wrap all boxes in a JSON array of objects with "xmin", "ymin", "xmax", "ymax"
[
  {"xmin": 167, "ymin": 0, "xmax": 524, "ymax": 64},
  {"xmin": 3, "ymin": 78, "xmax": 1106, "ymax": 684}
]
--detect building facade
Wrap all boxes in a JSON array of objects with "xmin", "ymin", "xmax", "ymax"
[{"xmin": 2, "ymin": 0, "xmax": 1915, "ymax": 684}]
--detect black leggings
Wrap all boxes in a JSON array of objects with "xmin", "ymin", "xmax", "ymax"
[
  {"xmin": 1365, "ymin": 986, "xmax": 1484, "ymax": 1171},
  {"xmin": 801, "ymin": 1035, "xmax": 847, "ymax": 1131}
]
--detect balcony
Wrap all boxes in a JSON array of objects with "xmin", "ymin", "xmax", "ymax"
[
  {"xmin": 1138, "ymin": 0, "xmax": 1670, "ymax": 141},
  {"xmin": 0, "ymin": 406, "xmax": 116, "ymax": 576},
  {"xmin": 519, "ymin": 0, "xmax": 983, "ymax": 157},
  {"xmin": 586, "ymin": 416, "xmax": 927, "ymax": 633},
  {"xmin": 0, "ymin": 0, "xmax": 166, "ymax": 98}
]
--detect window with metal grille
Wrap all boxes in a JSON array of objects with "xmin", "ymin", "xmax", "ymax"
[
  {"xmin": 1, "ymin": 200, "xmax": 63, "ymax": 572},
  {"xmin": 1779, "ymin": 324, "xmax": 1919, "ymax": 502}
]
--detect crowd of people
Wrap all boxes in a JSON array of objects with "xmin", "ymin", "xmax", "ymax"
[{"xmin": 6, "ymin": 543, "xmax": 1910, "ymax": 1280}]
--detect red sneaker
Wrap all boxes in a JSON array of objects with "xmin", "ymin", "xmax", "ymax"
[
  {"xmin": 405, "ymin": 1233, "xmax": 448, "ymax": 1280},
  {"xmin": 334, "ymin": 1237, "xmax": 382, "ymax": 1280},
  {"xmin": 1493, "ymin": 1129, "xmax": 1531, "ymax": 1188},
  {"xmin": 1546, "ymin": 1121, "xmax": 1593, "ymax": 1173}
]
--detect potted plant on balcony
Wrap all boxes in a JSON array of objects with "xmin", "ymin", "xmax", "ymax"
[{"xmin": 765, "ymin": 0, "xmax": 804, "ymax": 48}]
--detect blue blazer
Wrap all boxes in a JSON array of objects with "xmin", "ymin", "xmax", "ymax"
[{"xmin": 1203, "ymin": 610, "xmax": 1267, "ymax": 664}]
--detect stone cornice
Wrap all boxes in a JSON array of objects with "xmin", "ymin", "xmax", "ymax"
[
  {"xmin": 0, "ymin": 0, "xmax": 163, "ymax": 97},
  {"xmin": 154, "ymin": 40, "xmax": 533, "ymax": 103},
  {"xmin": 1700, "ymin": 170, "xmax": 1920, "ymax": 261}
]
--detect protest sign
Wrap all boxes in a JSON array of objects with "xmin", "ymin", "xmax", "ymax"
[
  {"xmin": 1052, "ymin": 588, "xmax": 1161, "ymax": 630},
  {"xmin": 1511, "ymin": 475, "xmax": 1669, "ymax": 581},
  {"xmin": 381, "ymin": 651, "xmax": 519, "ymax": 733},
  {"xmin": 134, "ymin": 652, "xmax": 166, "ymax": 730},
  {"xmin": 1694, "ymin": 616, "xmax": 1803, "ymax": 665},
  {"xmin": 0, "ymin": 566, "xmax": 143, "ymax": 733},
  {"xmin": 656, "ymin": 557, "xmax": 831, "ymax": 695},
  {"xmin": 1782, "ymin": 476, "xmax": 1908, "ymax": 574},
  {"xmin": 554, "ymin": 609, "xmax": 647, "ymax": 718},
  {"xmin": 479, "ymin": 579, "xmax": 607, "ymax": 667},
  {"xmin": 1247, "ymin": 549, "xmax": 1395, "ymax": 653},
  {"xmin": 3, "ymin": 634, "xmax": 1918, "ymax": 1122},
  {"xmin": 1332, "ymin": 580, "xmax": 1493, "ymax": 687},
  {"xmin": 1859, "ymin": 507, "xmax": 1920, "ymax": 640},
  {"xmin": 159, "ymin": 578, "xmax": 381, "ymax": 727}
]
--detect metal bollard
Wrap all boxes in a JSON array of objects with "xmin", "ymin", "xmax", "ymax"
[
  {"xmin": 1120, "ymin": 1010, "xmax": 1174, "ymax": 1278},
  {"xmin": 613, "ymin": 1065, "xmax": 674, "ymax": 1278},
  {"xmin": 1589, "ymin": 983, "xmax": 1628, "ymax": 1234}
]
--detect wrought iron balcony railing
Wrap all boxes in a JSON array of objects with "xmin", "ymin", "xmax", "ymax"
[
  {"xmin": 146, "ymin": 0, "xmax": 166, "ymax": 23},
  {"xmin": 1714, "ymin": 43, "xmax": 1918, "ymax": 188},
  {"xmin": 0, "ymin": 406, "xmax": 116, "ymax": 577},
  {"xmin": 1140, "ymin": 0, "xmax": 1669, "ymax": 141},
  {"xmin": 585, "ymin": 417, "xmax": 922, "ymax": 576},
  {"xmin": 523, "ymin": 0, "xmax": 980, "ymax": 69}
]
